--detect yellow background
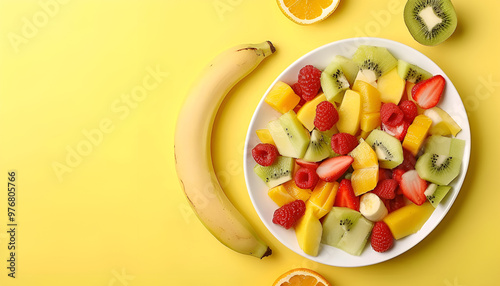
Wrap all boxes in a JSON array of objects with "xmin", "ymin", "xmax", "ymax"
[{"xmin": 0, "ymin": 0, "xmax": 499, "ymax": 285}]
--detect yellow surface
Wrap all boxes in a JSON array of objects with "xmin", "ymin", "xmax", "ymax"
[{"xmin": 0, "ymin": 0, "xmax": 499, "ymax": 285}]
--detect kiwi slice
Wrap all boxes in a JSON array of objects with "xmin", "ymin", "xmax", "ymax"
[
  {"xmin": 320, "ymin": 61, "xmax": 350, "ymax": 102},
  {"xmin": 365, "ymin": 129, "xmax": 404, "ymax": 169},
  {"xmin": 424, "ymin": 183, "xmax": 452, "ymax": 207},
  {"xmin": 303, "ymin": 129, "xmax": 333, "ymax": 162},
  {"xmin": 415, "ymin": 153, "xmax": 461, "ymax": 185},
  {"xmin": 404, "ymin": 0, "xmax": 458, "ymax": 46},
  {"xmin": 267, "ymin": 111, "xmax": 310, "ymax": 158},
  {"xmin": 351, "ymin": 45, "xmax": 398, "ymax": 79},
  {"xmin": 253, "ymin": 156, "xmax": 294, "ymax": 188},
  {"xmin": 322, "ymin": 207, "xmax": 373, "ymax": 256},
  {"xmin": 425, "ymin": 135, "xmax": 465, "ymax": 158},
  {"xmin": 332, "ymin": 55, "xmax": 359, "ymax": 86},
  {"xmin": 397, "ymin": 59, "xmax": 433, "ymax": 83}
]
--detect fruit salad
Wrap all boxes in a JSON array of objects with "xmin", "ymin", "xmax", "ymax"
[{"xmin": 251, "ymin": 45, "xmax": 465, "ymax": 257}]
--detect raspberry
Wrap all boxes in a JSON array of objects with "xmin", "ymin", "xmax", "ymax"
[
  {"xmin": 380, "ymin": 103, "xmax": 404, "ymax": 127},
  {"xmin": 370, "ymin": 221, "xmax": 394, "ymax": 252},
  {"xmin": 372, "ymin": 179, "xmax": 398, "ymax": 200},
  {"xmin": 399, "ymin": 100, "xmax": 418, "ymax": 123},
  {"xmin": 397, "ymin": 148, "xmax": 416, "ymax": 171},
  {"xmin": 252, "ymin": 143, "xmax": 278, "ymax": 166},
  {"xmin": 314, "ymin": 101, "xmax": 339, "ymax": 131},
  {"xmin": 392, "ymin": 168, "xmax": 405, "ymax": 184},
  {"xmin": 291, "ymin": 82, "xmax": 307, "ymax": 106},
  {"xmin": 297, "ymin": 65, "xmax": 322, "ymax": 101},
  {"xmin": 389, "ymin": 194, "xmax": 406, "ymax": 212},
  {"xmin": 331, "ymin": 133, "xmax": 359, "ymax": 155},
  {"xmin": 294, "ymin": 167, "xmax": 319, "ymax": 189},
  {"xmin": 272, "ymin": 200, "xmax": 306, "ymax": 229},
  {"xmin": 378, "ymin": 167, "xmax": 393, "ymax": 181}
]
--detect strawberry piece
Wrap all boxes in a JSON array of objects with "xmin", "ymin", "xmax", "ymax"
[
  {"xmin": 397, "ymin": 148, "xmax": 417, "ymax": 171},
  {"xmin": 380, "ymin": 103, "xmax": 404, "ymax": 127},
  {"xmin": 294, "ymin": 167, "xmax": 319, "ymax": 189},
  {"xmin": 314, "ymin": 101, "xmax": 339, "ymax": 131},
  {"xmin": 381, "ymin": 120, "xmax": 410, "ymax": 141},
  {"xmin": 298, "ymin": 65, "xmax": 322, "ymax": 101},
  {"xmin": 400, "ymin": 170, "xmax": 428, "ymax": 205},
  {"xmin": 296, "ymin": 158, "xmax": 320, "ymax": 170},
  {"xmin": 333, "ymin": 179, "xmax": 360, "ymax": 211},
  {"xmin": 272, "ymin": 200, "xmax": 306, "ymax": 229},
  {"xmin": 331, "ymin": 133, "xmax": 359, "ymax": 155},
  {"xmin": 411, "ymin": 75, "xmax": 445, "ymax": 109},
  {"xmin": 378, "ymin": 167, "xmax": 393, "ymax": 181},
  {"xmin": 398, "ymin": 100, "xmax": 418, "ymax": 123},
  {"xmin": 370, "ymin": 221, "xmax": 394, "ymax": 252},
  {"xmin": 252, "ymin": 143, "xmax": 279, "ymax": 166},
  {"xmin": 316, "ymin": 156, "xmax": 354, "ymax": 182},
  {"xmin": 392, "ymin": 168, "xmax": 405, "ymax": 184},
  {"xmin": 372, "ymin": 179, "xmax": 398, "ymax": 200}
]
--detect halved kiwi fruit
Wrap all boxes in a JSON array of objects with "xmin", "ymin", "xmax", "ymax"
[{"xmin": 404, "ymin": 0, "xmax": 458, "ymax": 46}]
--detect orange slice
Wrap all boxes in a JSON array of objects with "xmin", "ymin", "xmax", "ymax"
[
  {"xmin": 272, "ymin": 268, "xmax": 332, "ymax": 286},
  {"xmin": 276, "ymin": 0, "xmax": 341, "ymax": 25}
]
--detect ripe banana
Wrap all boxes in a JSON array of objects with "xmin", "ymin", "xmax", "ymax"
[
  {"xmin": 174, "ymin": 41, "xmax": 275, "ymax": 258},
  {"xmin": 359, "ymin": 193, "xmax": 388, "ymax": 222}
]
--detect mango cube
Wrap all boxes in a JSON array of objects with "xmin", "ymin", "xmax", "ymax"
[
  {"xmin": 353, "ymin": 80, "xmax": 382, "ymax": 133},
  {"xmin": 403, "ymin": 114, "xmax": 433, "ymax": 156},
  {"xmin": 349, "ymin": 139, "xmax": 379, "ymax": 196},
  {"xmin": 282, "ymin": 180, "xmax": 311, "ymax": 202},
  {"xmin": 268, "ymin": 185, "xmax": 296, "ymax": 207},
  {"xmin": 295, "ymin": 208, "xmax": 322, "ymax": 256},
  {"xmin": 336, "ymin": 90, "xmax": 361, "ymax": 135},
  {"xmin": 377, "ymin": 67, "xmax": 405, "ymax": 105},
  {"xmin": 255, "ymin": 129, "xmax": 275, "ymax": 145},
  {"xmin": 296, "ymin": 93, "xmax": 328, "ymax": 131},
  {"xmin": 383, "ymin": 202, "xmax": 435, "ymax": 239},
  {"xmin": 307, "ymin": 181, "xmax": 339, "ymax": 219},
  {"xmin": 265, "ymin": 81, "xmax": 300, "ymax": 114}
]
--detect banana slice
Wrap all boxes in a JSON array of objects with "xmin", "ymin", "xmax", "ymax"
[{"xmin": 359, "ymin": 193, "xmax": 388, "ymax": 222}]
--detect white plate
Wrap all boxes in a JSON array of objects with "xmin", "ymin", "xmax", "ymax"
[{"xmin": 243, "ymin": 37, "xmax": 471, "ymax": 267}]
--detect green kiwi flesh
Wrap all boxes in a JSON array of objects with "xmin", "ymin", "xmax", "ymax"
[
  {"xmin": 397, "ymin": 59, "xmax": 433, "ymax": 83},
  {"xmin": 365, "ymin": 129, "xmax": 404, "ymax": 169},
  {"xmin": 267, "ymin": 110, "xmax": 310, "ymax": 158},
  {"xmin": 253, "ymin": 156, "xmax": 294, "ymax": 188},
  {"xmin": 320, "ymin": 61, "xmax": 350, "ymax": 102},
  {"xmin": 424, "ymin": 183, "xmax": 452, "ymax": 207},
  {"xmin": 404, "ymin": 0, "xmax": 458, "ymax": 46},
  {"xmin": 351, "ymin": 45, "xmax": 398, "ymax": 79},
  {"xmin": 321, "ymin": 207, "xmax": 373, "ymax": 256},
  {"xmin": 415, "ymin": 152, "xmax": 461, "ymax": 185},
  {"xmin": 303, "ymin": 129, "xmax": 333, "ymax": 162}
]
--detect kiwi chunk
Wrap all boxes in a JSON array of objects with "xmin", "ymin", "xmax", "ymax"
[
  {"xmin": 253, "ymin": 156, "xmax": 294, "ymax": 188},
  {"xmin": 303, "ymin": 129, "xmax": 333, "ymax": 162},
  {"xmin": 424, "ymin": 183, "xmax": 452, "ymax": 207},
  {"xmin": 320, "ymin": 61, "xmax": 350, "ymax": 102},
  {"xmin": 397, "ymin": 59, "xmax": 433, "ymax": 83},
  {"xmin": 404, "ymin": 0, "xmax": 458, "ymax": 46},
  {"xmin": 415, "ymin": 153, "xmax": 461, "ymax": 185},
  {"xmin": 351, "ymin": 45, "xmax": 398, "ymax": 79},
  {"xmin": 365, "ymin": 129, "xmax": 404, "ymax": 169},
  {"xmin": 322, "ymin": 207, "xmax": 373, "ymax": 256},
  {"xmin": 267, "ymin": 110, "xmax": 310, "ymax": 158}
]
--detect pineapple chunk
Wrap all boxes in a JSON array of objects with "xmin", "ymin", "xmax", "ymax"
[
  {"xmin": 349, "ymin": 140, "xmax": 379, "ymax": 196},
  {"xmin": 307, "ymin": 181, "xmax": 339, "ymax": 219},
  {"xmin": 265, "ymin": 81, "xmax": 300, "ymax": 114},
  {"xmin": 255, "ymin": 129, "xmax": 275, "ymax": 145},
  {"xmin": 383, "ymin": 202, "xmax": 435, "ymax": 239},
  {"xmin": 403, "ymin": 114, "xmax": 432, "ymax": 156},
  {"xmin": 353, "ymin": 80, "xmax": 382, "ymax": 133}
]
